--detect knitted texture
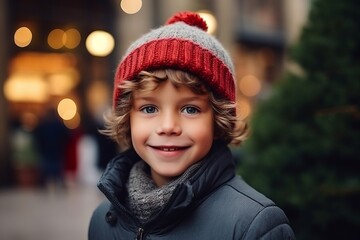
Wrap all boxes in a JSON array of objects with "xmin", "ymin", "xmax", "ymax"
[
  {"xmin": 113, "ymin": 11, "xmax": 236, "ymax": 107},
  {"xmin": 126, "ymin": 161, "xmax": 201, "ymax": 224}
]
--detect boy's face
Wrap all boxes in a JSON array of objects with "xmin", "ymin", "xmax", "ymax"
[{"xmin": 130, "ymin": 80, "xmax": 214, "ymax": 187}]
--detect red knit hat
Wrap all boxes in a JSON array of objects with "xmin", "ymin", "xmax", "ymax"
[{"xmin": 113, "ymin": 11, "xmax": 236, "ymax": 107}]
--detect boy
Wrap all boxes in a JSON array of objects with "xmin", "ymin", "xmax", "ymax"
[{"xmin": 89, "ymin": 12, "xmax": 295, "ymax": 239}]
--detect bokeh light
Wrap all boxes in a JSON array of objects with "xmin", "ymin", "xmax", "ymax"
[
  {"xmin": 48, "ymin": 29, "xmax": 65, "ymax": 49},
  {"xmin": 63, "ymin": 112, "xmax": 81, "ymax": 129},
  {"xmin": 14, "ymin": 27, "xmax": 32, "ymax": 47},
  {"xmin": 64, "ymin": 28, "xmax": 81, "ymax": 49},
  {"xmin": 47, "ymin": 68, "xmax": 80, "ymax": 96},
  {"xmin": 239, "ymin": 75, "xmax": 262, "ymax": 97},
  {"xmin": 57, "ymin": 98, "xmax": 77, "ymax": 120},
  {"xmin": 197, "ymin": 11, "xmax": 217, "ymax": 35},
  {"xmin": 85, "ymin": 30, "xmax": 115, "ymax": 57},
  {"xmin": 4, "ymin": 74, "xmax": 48, "ymax": 102},
  {"xmin": 120, "ymin": 0, "xmax": 142, "ymax": 14}
]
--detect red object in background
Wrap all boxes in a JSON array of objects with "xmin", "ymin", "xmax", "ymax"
[{"xmin": 65, "ymin": 128, "xmax": 83, "ymax": 175}]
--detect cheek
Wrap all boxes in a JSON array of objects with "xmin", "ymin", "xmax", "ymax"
[
  {"xmin": 130, "ymin": 113, "xmax": 148, "ymax": 144},
  {"xmin": 186, "ymin": 117, "xmax": 214, "ymax": 141}
]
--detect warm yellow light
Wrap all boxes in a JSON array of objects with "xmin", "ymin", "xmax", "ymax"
[
  {"xmin": 14, "ymin": 27, "xmax": 32, "ymax": 47},
  {"xmin": 85, "ymin": 30, "xmax": 115, "ymax": 57},
  {"xmin": 47, "ymin": 68, "xmax": 80, "ymax": 95},
  {"xmin": 63, "ymin": 112, "xmax": 81, "ymax": 129},
  {"xmin": 57, "ymin": 98, "xmax": 77, "ymax": 120},
  {"xmin": 239, "ymin": 75, "xmax": 262, "ymax": 97},
  {"xmin": 197, "ymin": 11, "xmax": 217, "ymax": 35},
  {"xmin": 120, "ymin": 0, "xmax": 142, "ymax": 14},
  {"xmin": 9, "ymin": 52, "xmax": 78, "ymax": 74},
  {"xmin": 87, "ymin": 80, "xmax": 111, "ymax": 116},
  {"xmin": 48, "ymin": 29, "xmax": 65, "ymax": 49},
  {"xmin": 64, "ymin": 28, "xmax": 81, "ymax": 49},
  {"xmin": 237, "ymin": 99, "xmax": 251, "ymax": 120},
  {"xmin": 4, "ymin": 74, "xmax": 48, "ymax": 102}
]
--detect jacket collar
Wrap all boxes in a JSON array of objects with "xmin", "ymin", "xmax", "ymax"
[
  {"xmin": 97, "ymin": 140, "xmax": 236, "ymax": 228},
  {"xmin": 153, "ymin": 141, "xmax": 235, "ymax": 230}
]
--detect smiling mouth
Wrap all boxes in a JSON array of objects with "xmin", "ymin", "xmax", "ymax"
[{"xmin": 151, "ymin": 146, "xmax": 189, "ymax": 151}]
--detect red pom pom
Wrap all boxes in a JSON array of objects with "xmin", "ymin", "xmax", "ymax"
[{"xmin": 166, "ymin": 11, "xmax": 208, "ymax": 32}]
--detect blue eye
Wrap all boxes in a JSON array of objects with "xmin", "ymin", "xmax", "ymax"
[
  {"xmin": 182, "ymin": 106, "xmax": 200, "ymax": 115},
  {"xmin": 140, "ymin": 106, "xmax": 157, "ymax": 114}
]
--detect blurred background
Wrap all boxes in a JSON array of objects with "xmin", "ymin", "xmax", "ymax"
[{"xmin": 0, "ymin": 0, "xmax": 359, "ymax": 239}]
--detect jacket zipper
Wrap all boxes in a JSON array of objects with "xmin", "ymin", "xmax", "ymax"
[{"xmin": 136, "ymin": 227, "xmax": 144, "ymax": 240}]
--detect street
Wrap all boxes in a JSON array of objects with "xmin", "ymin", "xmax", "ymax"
[{"xmin": 0, "ymin": 184, "xmax": 104, "ymax": 240}]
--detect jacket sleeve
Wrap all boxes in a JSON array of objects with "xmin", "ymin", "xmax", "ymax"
[
  {"xmin": 242, "ymin": 205, "xmax": 296, "ymax": 240},
  {"xmin": 88, "ymin": 201, "xmax": 114, "ymax": 240}
]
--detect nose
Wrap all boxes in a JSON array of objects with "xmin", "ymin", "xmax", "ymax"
[{"xmin": 156, "ymin": 111, "xmax": 181, "ymax": 136}]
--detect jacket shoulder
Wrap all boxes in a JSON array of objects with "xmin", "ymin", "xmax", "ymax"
[
  {"xmin": 88, "ymin": 201, "xmax": 113, "ymax": 240},
  {"xmin": 224, "ymin": 176, "xmax": 296, "ymax": 239},
  {"xmin": 225, "ymin": 176, "xmax": 275, "ymax": 207}
]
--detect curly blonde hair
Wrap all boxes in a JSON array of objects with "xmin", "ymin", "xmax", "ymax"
[{"xmin": 102, "ymin": 69, "xmax": 248, "ymax": 149}]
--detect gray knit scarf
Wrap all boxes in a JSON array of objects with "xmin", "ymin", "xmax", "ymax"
[{"xmin": 126, "ymin": 161, "xmax": 201, "ymax": 224}]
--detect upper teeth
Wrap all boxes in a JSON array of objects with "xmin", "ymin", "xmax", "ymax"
[{"xmin": 163, "ymin": 147, "xmax": 176, "ymax": 151}]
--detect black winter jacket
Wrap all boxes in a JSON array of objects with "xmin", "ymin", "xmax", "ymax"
[{"xmin": 89, "ymin": 141, "xmax": 295, "ymax": 239}]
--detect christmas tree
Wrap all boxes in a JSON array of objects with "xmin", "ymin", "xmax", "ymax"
[{"xmin": 238, "ymin": 0, "xmax": 360, "ymax": 239}]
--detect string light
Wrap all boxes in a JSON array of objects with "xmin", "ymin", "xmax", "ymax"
[
  {"xmin": 57, "ymin": 98, "xmax": 77, "ymax": 120},
  {"xmin": 48, "ymin": 29, "xmax": 65, "ymax": 49},
  {"xmin": 64, "ymin": 28, "xmax": 81, "ymax": 49},
  {"xmin": 85, "ymin": 30, "xmax": 115, "ymax": 57},
  {"xmin": 120, "ymin": 0, "xmax": 142, "ymax": 14},
  {"xmin": 14, "ymin": 27, "xmax": 32, "ymax": 47},
  {"xmin": 239, "ymin": 75, "xmax": 262, "ymax": 97}
]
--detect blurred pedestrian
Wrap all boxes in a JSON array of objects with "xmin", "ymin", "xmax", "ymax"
[
  {"xmin": 10, "ymin": 113, "xmax": 40, "ymax": 187},
  {"xmin": 89, "ymin": 12, "xmax": 295, "ymax": 239},
  {"xmin": 34, "ymin": 108, "xmax": 69, "ymax": 189}
]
